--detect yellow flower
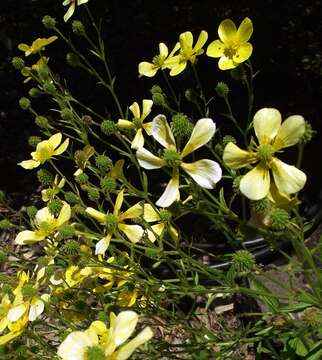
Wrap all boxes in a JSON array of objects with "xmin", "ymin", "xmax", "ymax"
[
  {"xmin": 86, "ymin": 190, "xmax": 144, "ymax": 255},
  {"xmin": 63, "ymin": 0, "xmax": 89, "ymax": 22},
  {"xmin": 166, "ymin": 30, "xmax": 208, "ymax": 76},
  {"xmin": 223, "ymin": 108, "xmax": 307, "ymax": 200},
  {"xmin": 15, "ymin": 203, "xmax": 71, "ymax": 245},
  {"xmin": 21, "ymin": 56, "xmax": 49, "ymax": 83},
  {"xmin": 57, "ymin": 311, "xmax": 153, "ymax": 360},
  {"xmin": 18, "ymin": 36, "xmax": 58, "ymax": 56},
  {"xmin": 206, "ymin": 17, "xmax": 253, "ymax": 70},
  {"xmin": 138, "ymin": 42, "xmax": 180, "ymax": 77},
  {"xmin": 117, "ymin": 100, "xmax": 153, "ymax": 149},
  {"xmin": 136, "ymin": 115, "xmax": 222, "ymax": 207},
  {"xmin": 19, "ymin": 133, "xmax": 69, "ymax": 169}
]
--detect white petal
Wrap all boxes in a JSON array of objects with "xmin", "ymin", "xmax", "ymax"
[
  {"xmin": 181, "ymin": 118, "xmax": 216, "ymax": 158},
  {"xmin": 151, "ymin": 114, "xmax": 176, "ymax": 149},
  {"xmin": 28, "ymin": 298, "xmax": 44, "ymax": 321},
  {"xmin": 253, "ymin": 108, "xmax": 281, "ymax": 144},
  {"xmin": 15, "ymin": 230, "xmax": 44, "ymax": 245},
  {"xmin": 136, "ymin": 148, "xmax": 166, "ymax": 169},
  {"xmin": 240, "ymin": 163, "xmax": 270, "ymax": 200},
  {"xmin": 112, "ymin": 311, "xmax": 138, "ymax": 346},
  {"xmin": 156, "ymin": 169, "xmax": 180, "ymax": 208},
  {"xmin": 8, "ymin": 304, "xmax": 28, "ymax": 322},
  {"xmin": 95, "ymin": 235, "xmax": 111, "ymax": 255},
  {"xmin": 181, "ymin": 159, "xmax": 222, "ymax": 189}
]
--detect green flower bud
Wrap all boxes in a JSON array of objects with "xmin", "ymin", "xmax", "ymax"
[
  {"xmin": 42, "ymin": 81, "xmax": 56, "ymax": 94},
  {"xmin": 100, "ymin": 177, "xmax": 117, "ymax": 193},
  {"xmin": 35, "ymin": 115, "xmax": 50, "ymax": 129},
  {"xmin": 61, "ymin": 239, "xmax": 80, "ymax": 255},
  {"xmin": 232, "ymin": 176, "xmax": 242, "ymax": 194},
  {"xmin": 12, "ymin": 56, "xmax": 25, "ymax": 70},
  {"xmin": 185, "ymin": 88, "xmax": 198, "ymax": 102},
  {"xmin": 232, "ymin": 250, "xmax": 256, "ymax": 273},
  {"xmin": 61, "ymin": 108, "xmax": 74, "ymax": 121},
  {"xmin": 85, "ymin": 346, "xmax": 105, "ymax": 360},
  {"xmin": 72, "ymin": 20, "xmax": 86, "ymax": 36},
  {"xmin": 66, "ymin": 52, "xmax": 81, "ymax": 67},
  {"xmin": 75, "ymin": 173, "xmax": 89, "ymax": 184},
  {"xmin": 301, "ymin": 121, "xmax": 314, "ymax": 144},
  {"xmin": 302, "ymin": 307, "xmax": 322, "ymax": 327},
  {"xmin": 87, "ymin": 187, "xmax": 100, "ymax": 202},
  {"xmin": 0, "ymin": 219, "xmax": 14, "ymax": 230},
  {"xmin": 215, "ymin": 82, "xmax": 229, "ymax": 97},
  {"xmin": 19, "ymin": 97, "xmax": 31, "ymax": 110},
  {"xmin": 150, "ymin": 85, "xmax": 162, "ymax": 95},
  {"xmin": 101, "ymin": 120, "xmax": 117, "ymax": 136},
  {"xmin": 28, "ymin": 87, "xmax": 42, "ymax": 98},
  {"xmin": 48, "ymin": 199, "xmax": 63, "ymax": 215},
  {"xmin": 222, "ymin": 135, "xmax": 236, "ymax": 146},
  {"xmin": 72, "ymin": 204, "xmax": 86, "ymax": 216},
  {"xmin": 27, "ymin": 206, "xmax": 38, "ymax": 218},
  {"xmin": 270, "ymin": 208, "xmax": 289, "ymax": 231},
  {"xmin": 95, "ymin": 155, "xmax": 112, "ymax": 172},
  {"xmin": 28, "ymin": 136, "xmax": 41, "ymax": 147},
  {"xmin": 152, "ymin": 92, "xmax": 166, "ymax": 106},
  {"xmin": 37, "ymin": 169, "xmax": 54, "ymax": 186},
  {"xmin": 214, "ymin": 143, "xmax": 224, "ymax": 156},
  {"xmin": 64, "ymin": 192, "xmax": 81, "ymax": 205},
  {"xmin": 171, "ymin": 113, "xmax": 193, "ymax": 138},
  {"xmin": 59, "ymin": 225, "xmax": 75, "ymax": 238},
  {"xmin": 42, "ymin": 15, "xmax": 57, "ymax": 29},
  {"xmin": 251, "ymin": 198, "xmax": 270, "ymax": 214},
  {"xmin": 21, "ymin": 284, "xmax": 37, "ymax": 298}
]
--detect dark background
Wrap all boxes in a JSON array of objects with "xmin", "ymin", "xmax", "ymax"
[{"xmin": 0, "ymin": 0, "xmax": 321, "ymax": 208}]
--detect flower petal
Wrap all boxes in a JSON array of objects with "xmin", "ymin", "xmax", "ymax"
[
  {"xmin": 179, "ymin": 31, "xmax": 193, "ymax": 52},
  {"xmin": 118, "ymin": 224, "xmax": 144, "ymax": 243},
  {"xmin": 143, "ymin": 121, "xmax": 152, "ymax": 135},
  {"xmin": 156, "ymin": 169, "xmax": 180, "ymax": 208},
  {"xmin": 193, "ymin": 30, "xmax": 208, "ymax": 51},
  {"xmin": 95, "ymin": 234, "xmax": 112, "ymax": 255},
  {"xmin": 233, "ymin": 43, "xmax": 253, "ymax": 63},
  {"xmin": 169, "ymin": 61, "xmax": 187, "ymax": 76},
  {"xmin": 223, "ymin": 142, "xmax": 257, "ymax": 169},
  {"xmin": 8, "ymin": 304, "xmax": 28, "ymax": 322},
  {"xmin": 253, "ymin": 108, "xmax": 282, "ymax": 144},
  {"xmin": 131, "ymin": 128, "xmax": 144, "ymax": 150},
  {"xmin": 181, "ymin": 118, "xmax": 216, "ymax": 158},
  {"xmin": 236, "ymin": 17, "xmax": 253, "ymax": 43},
  {"xmin": 218, "ymin": 19, "xmax": 237, "ymax": 43},
  {"xmin": 57, "ymin": 203, "xmax": 71, "ymax": 227},
  {"xmin": 146, "ymin": 223, "xmax": 164, "ymax": 242},
  {"xmin": 273, "ymin": 115, "xmax": 305, "ymax": 150},
  {"xmin": 138, "ymin": 62, "xmax": 158, "ymax": 77},
  {"xmin": 151, "ymin": 114, "xmax": 176, "ymax": 149},
  {"xmin": 18, "ymin": 159, "xmax": 40, "ymax": 169},
  {"xmin": 159, "ymin": 42, "xmax": 168, "ymax": 58},
  {"xmin": 15, "ymin": 230, "xmax": 45, "ymax": 245},
  {"xmin": 206, "ymin": 40, "xmax": 225, "ymax": 58},
  {"xmin": 48, "ymin": 133, "xmax": 62, "ymax": 149},
  {"xmin": 86, "ymin": 207, "xmax": 106, "ymax": 223},
  {"xmin": 114, "ymin": 190, "xmax": 124, "ymax": 216},
  {"xmin": 28, "ymin": 298, "xmax": 44, "ymax": 321},
  {"xmin": 141, "ymin": 99, "xmax": 153, "ymax": 120},
  {"xmin": 129, "ymin": 102, "xmax": 140, "ymax": 119},
  {"xmin": 136, "ymin": 147, "xmax": 166, "ymax": 169},
  {"xmin": 240, "ymin": 163, "xmax": 270, "ymax": 200},
  {"xmin": 218, "ymin": 56, "xmax": 236, "ymax": 70},
  {"xmin": 143, "ymin": 204, "xmax": 160, "ymax": 222},
  {"xmin": 271, "ymin": 158, "xmax": 306, "ymax": 194},
  {"xmin": 118, "ymin": 119, "xmax": 135, "ymax": 129},
  {"xmin": 112, "ymin": 311, "xmax": 138, "ymax": 347},
  {"xmin": 120, "ymin": 202, "xmax": 143, "ymax": 221},
  {"xmin": 63, "ymin": 3, "xmax": 76, "ymax": 22},
  {"xmin": 181, "ymin": 159, "xmax": 222, "ymax": 189},
  {"xmin": 53, "ymin": 138, "xmax": 69, "ymax": 155}
]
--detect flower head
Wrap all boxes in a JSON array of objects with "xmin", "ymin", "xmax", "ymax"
[
  {"xmin": 15, "ymin": 203, "xmax": 71, "ymax": 245},
  {"xmin": 18, "ymin": 36, "xmax": 57, "ymax": 56},
  {"xmin": 206, "ymin": 17, "xmax": 253, "ymax": 70},
  {"xmin": 166, "ymin": 30, "xmax": 208, "ymax": 76},
  {"xmin": 19, "ymin": 133, "xmax": 69, "ymax": 169},
  {"xmin": 117, "ymin": 100, "xmax": 153, "ymax": 149},
  {"xmin": 136, "ymin": 115, "xmax": 222, "ymax": 207},
  {"xmin": 86, "ymin": 190, "xmax": 144, "ymax": 255},
  {"xmin": 62, "ymin": 0, "xmax": 89, "ymax": 22},
  {"xmin": 223, "ymin": 108, "xmax": 307, "ymax": 200},
  {"xmin": 57, "ymin": 311, "xmax": 153, "ymax": 360}
]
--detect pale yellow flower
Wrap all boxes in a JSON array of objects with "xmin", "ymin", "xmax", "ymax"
[
  {"xmin": 21, "ymin": 56, "xmax": 49, "ymax": 83},
  {"xmin": 136, "ymin": 115, "xmax": 222, "ymax": 207},
  {"xmin": 86, "ymin": 190, "xmax": 144, "ymax": 255},
  {"xmin": 223, "ymin": 108, "xmax": 307, "ymax": 200},
  {"xmin": 57, "ymin": 311, "xmax": 153, "ymax": 360},
  {"xmin": 19, "ymin": 133, "xmax": 69, "ymax": 170},
  {"xmin": 207, "ymin": 17, "xmax": 253, "ymax": 70},
  {"xmin": 165, "ymin": 30, "xmax": 208, "ymax": 76},
  {"xmin": 15, "ymin": 203, "xmax": 71, "ymax": 245},
  {"xmin": 138, "ymin": 42, "xmax": 180, "ymax": 77},
  {"xmin": 117, "ymin": 100, "xmax": 153, "ymax": 149},
  {"xmin": 18, "ymin": 36, "xmax": 58, "ymax": 56},
  {"xmin": 63, "ymin": 0, "xmax": 89, "ymax": 22}
]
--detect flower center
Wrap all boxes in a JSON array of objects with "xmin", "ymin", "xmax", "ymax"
[
  {"xmin": 257, "ymin": 144, "xmax": 274, "ymax": 163},
  {"xmin": 35, "ymin": 144, "xmax": 54, "ymax": 163},
  {"xmin": 105, "ymin": 213, "xmax": 118, "ymax": 231},
  {"xmin": 132, "ymin": 117, "xmax": 142, "ymax": 129},
  {"xmin": 223, "ymin": 46, "xmax": 237, "ymax": 60},
  {"xmin": 85, "ymin": 345, "xmax": 105, "ymax": 360},
  {"xmin": 152, "ymin": 55, "xmax": 163, "ymax": 66},
  {"xmin": 162, "ymin": 149, "xmax": 181, "ymax": 167}
]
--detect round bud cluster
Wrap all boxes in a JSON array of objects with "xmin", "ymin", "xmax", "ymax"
[
  {"xmin": 28, "ymin": 136, "xmax": 41, "ymax": 148},
  {"xmin": 270, "ymin": 208, "xmax": 290, "ymax": 231},
  {"xmin": 42, "ymin": 81, "xmax": 56, "ymax": 94},
  {"xmin": 42, "ymin": 15, "xmax": 57, "ymax": 29},
  {"xmin": 159, "ymin": 209, "xmax": 172, "ymax": 222},
  {"xmin": 0, "ymin": 219, "xmax": 13, "ymax": 230},
  {"xmin": 100, "ymin": 177, "xmax": 117, "ymax": 193},
  {"xmin": 95, "ymin": 154, "xmax": 113, "ymax": 172},
  {"xmin": 87, "ymin": 187, "xmax": 100, "ymax": 202},
  {"xmin": 48, "ymin": 199, "xmax": 63, "ymax": 215},
  {"xmin": 59, "ymin": 225, "xmax": 75, "ymax": 239},
  {"xmin": 152, "ymin": 92, "xmax": 166, "ymax": 106},
  {"xmin": 12, "ymin": 56, "xmax": 25, "ymax": 70},
  {"xmin": 64, "ymin": 191, "xmax": 81, "ymax": 205},
  {"xmin": 61, "ymin": 239, "xmax": 80, "ymax": 255},
  {"xmin": 251, "ymin": 198, "xmax": 270, "ymax": 214},
  {"xmin": 150, "ymin": 85, "xmax": 163, "ymax": 95},
  {"xmin": 301, "ymin": 122, "xmax": 314, "ymax": 144},
  {"xmin": 222, "ymin": 135, "xmax": 236, "ymax": 146},
  {"xmin": 72, "ymin": 204, "xmax": 86, "ymax": 216},
  {"xmin": 101, "ymin": 120, "xmax": 117, "ymax": 136},
  {"xmin": 215, "ymin": 82, "xmax": 229, "ymax": 97},
  {"xmin": 75, "ymin": 172, "xmax": 89, "ymax": 185},
  {"xmin": 171, "ymin": 113, "xmax": 193, "ymax": 138},
  {"xmin": 61, "ymin": 108, "xmax": 74, "ymax": 121},
  {"xmin": 37, "ymin": 169, "xmax": 54, "ymax": 186},
  {"xmin": 72, "ymin": 20, "xmax": 86, "ymax": 36},
  {"xmin": 302, "ymin": 307, "xmax": 322, "ymax": 327},
  {"xmin": 66, "ymin": 52, "xmax": 81, "ymax": 67},
  {"xmin": 27, "ymin": 206, "xmax": 38, "ymax": 218},
  {"xmin": 28, "ymin": 87, "xmax": 42, "ymax": 98},
  {"xmin": 35, "ymin": 115, "xmax": 50, "ymax": 129},
  {"xmin": 232, "ymin": 249, "xmax": 256, "ymax": 273},
  {"xmin": 19, "ymin": 97, "xmax": 31, "ymax": 110},
  {"xmin": 21, "ymin": 284, "xmax": 37, "ymax": 298},
  {"xmin": 214, "ymin": 143, "xmax": 223, "ymax": 156}
]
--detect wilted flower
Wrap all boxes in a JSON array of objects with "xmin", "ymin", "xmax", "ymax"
[
  {"xmin": 57, "ymin": 311, "xmax": 153, "ymax": 360},
  {"xmin": 19, "ymin": 133, "xmax": 69, "ymax": 169},
  {"xmin": 117, "ymin": 99, "xmax": 153, "ymax": 149},
  {"xmin": 18, "ymin": 36, "xmax": 58, "ymax": 56},
  {"xmin": 223, "ymin": 108, "xmax": 307, "ymax": 200},
  {"xmin": 136, "ymin": 115, "xmax": 222, "ymax": 207},
  {"xmin": 207, "ymin": 17, "xmax": 253, "ymax": 70},
  {"xmin": 62, "ymin": 0, "xmax": 89, "ymax": 22}
]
